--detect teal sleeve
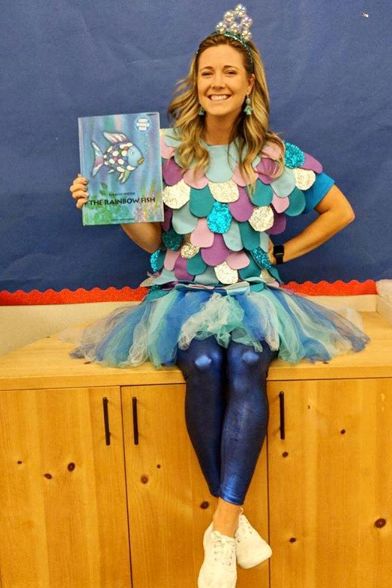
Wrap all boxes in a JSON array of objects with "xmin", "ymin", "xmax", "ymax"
[{"xmin": 302, "ymin": 172, "xmax": 335, "ymax": 213}]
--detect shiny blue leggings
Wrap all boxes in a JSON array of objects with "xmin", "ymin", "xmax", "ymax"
[{"xmin": 176, "ymin": 337, "xmax": 277, "ymax": 506}]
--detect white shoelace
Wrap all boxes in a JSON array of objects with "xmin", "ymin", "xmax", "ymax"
[
  {"xmin": 211, "ymin": 532, "xmax": 236, "ymax": 567},
  {"xmin": 235, "ymin": 514, "xmax": 255, "ymax": 542}
]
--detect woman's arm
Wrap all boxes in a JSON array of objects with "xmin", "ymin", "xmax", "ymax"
[
  {"xmin": 120, "ymin": 222, "xmax": 162, "ymax": 253},
  {"xmin": 269, "ymin": 185, "xmax": 355, "ymax": 263}
]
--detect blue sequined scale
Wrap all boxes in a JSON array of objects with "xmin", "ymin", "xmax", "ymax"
[
  {"xmin": 207, "ymin": 202, "xmax": 233, "ymax": 234},
  {"xmin": 150, "ymin": 249, "xmax": 165, "ymax": 272},
  {"xmin": 284, "ymin": 142, "xmax": 305, "ymax": 168},
  {"xmin": 250, "ymin": 247, "xmax": 272, "ymax": 270}
]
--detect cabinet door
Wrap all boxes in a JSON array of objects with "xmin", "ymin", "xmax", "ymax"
[
  {"xmin": 0, "ymin": 387, "xmax": 131, "ymax": 588},
  {"xmin": 122, "ymin": 384, "xmax": 270, "ymax": 588},
  {"xmin": 267, "ymin": 379, "xmax": 392, "ymax": 588}
]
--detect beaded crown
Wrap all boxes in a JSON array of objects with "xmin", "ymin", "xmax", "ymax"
[{"xmin": 197, "ymin": 5, "xmax": 254, "ymax": 71}]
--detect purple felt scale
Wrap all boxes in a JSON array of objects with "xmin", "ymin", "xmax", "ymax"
[
  {"xmin": 229, "ymin": 187, "xmax": 254, "ymax": 221},
  {"xmin": 183, "ymin": 167, "xmax": 209, "ymax": 189},
  {"xmin": 162, "ymin": 206, "xmax": 173, "ymax": 231},
  {"xmin": 271, "ymin": 193, "xmax": 290, "ymax": 213},
  {"xmin": 302, "ymin": 152, "xmax": 323, "ymax": 173},
  {"xmin": 174, "ymin": 256, "xmax": 193, "ymax": 281},
  {"xmin": 201, "ymin": 233, "xmax": 231, "ymax": 266},
  {"xmin": 226, "ymin": 251, "xmax": 250, "ymax": 270},
  {"xmin": 267, "ymin": 212, "xmax": 287, "ymax": 235},
  {"xmin": 191, "ymin": 218, "xmax": 215, "ymax": 247},
  {"xmin": 255, "ymin": 158, "xmax": 279, "ymax": 184},
  {"xmin": 163, "ymin": 158, "xmax": 183, "ymax": 186},
  {"xmin": 164, "ymin": 249, "xmax": 180, "ymax": 270}
]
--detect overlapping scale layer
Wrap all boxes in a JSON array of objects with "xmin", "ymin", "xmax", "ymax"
[{"xmin": 149, "ymin": 130, "xmax": 324, "ymax": 288}]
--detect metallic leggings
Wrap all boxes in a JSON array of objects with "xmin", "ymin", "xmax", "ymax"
[{"xmin": 176, "ymin": 337, "xmax": 277, "ymax": 506}]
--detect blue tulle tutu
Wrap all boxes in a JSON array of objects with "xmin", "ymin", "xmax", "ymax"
[{"xmin": 70, "ymin": 285, "xmax": 369, "ymax": 368}]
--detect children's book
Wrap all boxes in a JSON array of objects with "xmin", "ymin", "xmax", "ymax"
[{"xmin": 78, "ymin": 112, "xmax": 163, "ymax": 225}]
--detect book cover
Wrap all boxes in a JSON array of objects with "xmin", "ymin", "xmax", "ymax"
[{"xmin": 78, "ymin": 112, "xmax": 164, "ymax": 225}]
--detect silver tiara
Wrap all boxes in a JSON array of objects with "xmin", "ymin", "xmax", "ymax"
[
  {"xmin": 196, "ymin": 5, "xmax": 254, "ymax": 70},
  {"xmin": 215, "ymin": 4, "xmax": 253, "ymax": 41}
]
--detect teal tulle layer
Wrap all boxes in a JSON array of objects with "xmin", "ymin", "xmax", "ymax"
[{"xmin": 70, "ymin": 286, "xmax": 370, "ymax": 368}]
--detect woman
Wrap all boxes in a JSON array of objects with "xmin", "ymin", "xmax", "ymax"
[{"xmin": 70, "ymin": 6, "xmax": 369, "ymax": 587}]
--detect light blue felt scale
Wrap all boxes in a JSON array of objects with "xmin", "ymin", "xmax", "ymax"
[
  {"xmin": 172, "ymin": 202, "xmax": 199, "ymax": 234},
  {"xmin": 222, "ymin": 219, "xmax": 243, "ymax": 251},
  {"xmin": 202, "ymin": 142, "xmax": 239, "ymax": 182},
  {"xmin": 270, "ymin": 167, "xmax": 296, "ymax": 197},
  {"xmin": 194, "ymin": 266, "xmax": 219, "ymax": 285}
]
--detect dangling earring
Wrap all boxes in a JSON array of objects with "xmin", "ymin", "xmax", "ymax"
[
  {"xmin": 198, "ymin": 106, "xmax": 205, "ymax": 116},
  {"xmin": 244, "ymin": 95, "xmax": 252, "ymax": 116}
]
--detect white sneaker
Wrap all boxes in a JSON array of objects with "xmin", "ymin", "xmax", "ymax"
[
  {"xmin": 235, "ymin": 508, "xmax": 272, "ymax": 569},
  {"xmin": 198, "ymin": 523, "xmax": 237, "ymax": 588}
]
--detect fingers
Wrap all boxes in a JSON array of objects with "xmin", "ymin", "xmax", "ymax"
[
  {"xmin": 70, "ymin": 174, "xmax": 88, "ymax": 193},
  {"xmin": 70, "ymin": 173, "xmax": 89, "ymax": 208},
  {"xmin": 76, "ymin": 197, "xmax": 89, "ymax": 209}
]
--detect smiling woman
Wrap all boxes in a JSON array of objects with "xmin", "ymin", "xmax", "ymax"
[
  {"xmin": 168, "ymin": 31, "xmax": 284, "ymax": 185},
  {"xmin": 197, "ymin": 44, "xmax": 255, "ymax": 133},
  {"xmin": 69, "ymin": 5, "xmax": 370, "ymax": 587}
]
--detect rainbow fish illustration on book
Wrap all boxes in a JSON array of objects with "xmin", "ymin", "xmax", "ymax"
[
  {"xmin": 78, "ymin": 112, "xmax": 164, "ymax": 226},
  {"xmin": 91, "ymin": 132, "xmax": 144, "ymax": 184}
]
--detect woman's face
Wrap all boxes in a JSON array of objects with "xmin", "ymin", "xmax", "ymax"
[{"xmin": 197, "ymin": 44, "xmax": 255, "ymax": 122}]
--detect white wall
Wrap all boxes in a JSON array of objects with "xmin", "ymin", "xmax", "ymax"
[
  {"xmin": 0, "ymin": 302, "xmax": 135, "ymax": 356},
  {"xmin": 0, "ymin": 296, "xmax": 378, "ymax": 357}
]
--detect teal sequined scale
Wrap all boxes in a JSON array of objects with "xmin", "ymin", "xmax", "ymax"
[{"xmin": 162, "ymin": 228, "xmax": 182, "ymax": 250}]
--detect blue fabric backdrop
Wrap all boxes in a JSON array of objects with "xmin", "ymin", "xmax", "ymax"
[{"xmin": 1, "ymin": 0, "xmax": 391, "ymax": 293}]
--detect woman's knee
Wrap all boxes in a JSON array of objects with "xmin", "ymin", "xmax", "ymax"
[
  {"xmin": 241, "ymin": 349, "xmax": 261, "ymax": 366},
  {"xmin": 227, "ymin": 342, "xmax": 275, "ymax": 377},
  {"xmin": 177, "ymin": 338, "xmax": 224, "ymax": 377}
]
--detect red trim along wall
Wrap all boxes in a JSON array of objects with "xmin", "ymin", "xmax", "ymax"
[{"xmin": 0, "ymin": 280, "xmax": 377, "ymax": 306}]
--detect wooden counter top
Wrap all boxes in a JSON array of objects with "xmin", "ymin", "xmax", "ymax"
[{"xmin": 1, "ymin": 312, "xmax": 391, "ymax": 390}]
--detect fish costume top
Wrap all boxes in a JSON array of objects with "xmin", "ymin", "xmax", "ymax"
[{"xmin": 71, "ymin": 129, "xmax": 369, "ymax": 368}]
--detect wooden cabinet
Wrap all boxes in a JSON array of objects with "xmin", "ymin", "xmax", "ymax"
[
  {"xmin": 267, "ymin": 378, "xmax": 392, "ymax": 588},
  {"xmin": 0, "ymin": 311, "xmax": 391, "ymax": 587},
  {"xmin": 0, "ymin": 386, "xmax": 131, "ymax": 587},
  {"xmin": 122, "ymin": 384, "xmax": 269, "ymax": 588}
]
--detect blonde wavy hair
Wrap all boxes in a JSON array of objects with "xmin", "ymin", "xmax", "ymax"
[{"xmin": 167, "ymin": 34, "xmax": 285, "ymax": 188}]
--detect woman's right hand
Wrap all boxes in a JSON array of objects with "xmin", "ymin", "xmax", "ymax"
[{"xmin": 69, "ymin": 174, "xmax": 89, "ymax": 209}]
